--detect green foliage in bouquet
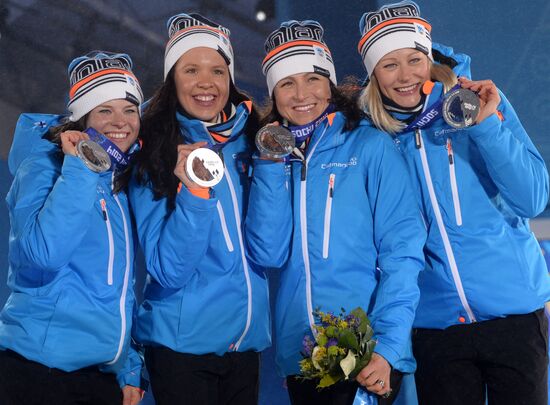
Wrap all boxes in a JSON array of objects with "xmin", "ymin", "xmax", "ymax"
[{"xmin": 299, "ymin": 307, "xmax": 376, "ymax": 388}]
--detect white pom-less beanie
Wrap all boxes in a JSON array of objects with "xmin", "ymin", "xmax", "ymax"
[
  {"xmin": 262, "ymin": 20, "xmax": 337, "ymax": 96},
  {"xmin": 358, "ymin": 1, "xmax": 432, "ymax": 77},
  {"xmin": 67, "ymin": 51, "xmax": 143, "ymax": 122},
  {"xmin": 164, "ymin": 13, "xmax": 234, "ymax": 81}
]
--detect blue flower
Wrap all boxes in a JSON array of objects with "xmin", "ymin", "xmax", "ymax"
[
  {"xmin": 327, "ymin": 338, "xmax": 338, "ymax": 348},
  {"xmin": 302, "ymin": 335, "xmax": 315, "ymax": 356}
]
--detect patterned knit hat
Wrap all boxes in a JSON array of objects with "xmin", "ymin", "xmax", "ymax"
[
  {"xmin": 164, "ymin": 13, "xmax": 234, "ymax": 81},
  {"xmin": 67, "ymin": 51, "xmax": 143, "ymax": 122},
  {"xmin": 262, "ymin": 20, "xmax": 337, "ymax": 96},
  {"xmin": 358, "ymin": 0, "xmax": 432, "ymax": 77}
]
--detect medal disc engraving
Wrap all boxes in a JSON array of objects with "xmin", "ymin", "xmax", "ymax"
[
  {"xmin": 255, "ymin": 125, "xmax": 295, "ymax": 158},
  {"xmin": 186, "ymin": 148, "xmax": 224, "ymax": 188},
  {"xmin": 442, "ymin": 87, "xmax": 480, "ymax": 128},
  {"xmin": 76, "ymin": 140, "xmax": 111, "ymax": 172}
]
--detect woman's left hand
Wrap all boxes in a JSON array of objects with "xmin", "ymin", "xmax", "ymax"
[
  {"xmin": 355, "ymin": 352, "xmax": 392, "ymax": 397},
  {"xmin": 458, "ymin": 77, "xmax": 501, "ymax": 124},
  {"xmin": 122, "ymin": 385, "xmax": 144, "ymax": 405}
]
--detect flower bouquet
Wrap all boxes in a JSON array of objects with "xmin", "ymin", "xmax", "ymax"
[{"xmin": 299, "ymin": 307, "xmax": 376, "ymax": 388}]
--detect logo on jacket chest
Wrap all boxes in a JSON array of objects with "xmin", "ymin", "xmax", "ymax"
[
  {"xmin": 320, "ymin": 157, "xmax": 357, "ymax": 170},
  {"xmin": 434, "ymin": 127, "xmax": 466, "ymax": 137}
]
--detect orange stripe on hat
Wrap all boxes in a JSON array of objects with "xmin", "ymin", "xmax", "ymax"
[
  {"xmin": 263, "ymin": 40, "xmax": 331, "ymax": 65},
  {"xmin": 166, "ymin": 25, "xmax": 231, "ymax": 49},
  {"xmin": 69, "ymin": 68, "xmax": 137, "ymax": 98},
  {"xmin": 358, "ymin": 18, "xmax": 431, "ymax": 52}
]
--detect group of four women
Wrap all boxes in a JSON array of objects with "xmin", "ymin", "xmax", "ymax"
[{"xmin": 1, "ymin": 1, "xmax": 548, "ymax": 405}]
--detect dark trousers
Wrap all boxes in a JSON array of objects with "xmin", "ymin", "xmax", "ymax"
[
  {"xmin": 286, "ymin": 369, "xmax": 403, "ymax": 405},
  {"xmin": 145, "ymin": 346, "xmax": 260, "ymax": 405},
  {"xmin": 413, "ymin": 309, "xmax": 549, "ymax": 405},
  {"xmin": 0, "ymin": 349, "xmax": 122, "ymax": 405}
]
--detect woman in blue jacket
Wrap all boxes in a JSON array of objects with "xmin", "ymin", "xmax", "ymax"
[
  {"xmin": 0, "ymin": 51, "xmax": 145, "ymax": 405},
  {"xmin": 356, "ymin": 2, "xmax": 550, "ymax": 404},
  {"xmin": 245, "ymin": 20, "xmax": 426, "ymax": 404},
  {"xmin": 128, "ymin": 13, "xmax": 270, "ymax": 405}
]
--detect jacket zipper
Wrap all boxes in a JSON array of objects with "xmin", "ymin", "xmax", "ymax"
[
  {"xmin": 216, "ymin": 201, "xmax": 234, "ymax": 252},
  {"xmin": 106, "ymin": 194, "xmax": 131, "ymax": 365},
  {"xmin": 416, "ymin": 129, "xmax": 476, "ymax": 322},
  {"xmin": 224, "ymin": 167, "xmax": 252, "ymax": 351},
  {"xmin": 322, "ymin": 174, "xmax": 335, "ymax": 259},
  {"xmin": 300, "ymin": 124, "xmax": 329, "ymax": 335},
  {"xmin": 100, "ymin": 199, "xmax": 114, "ymax": 286},
  {"xmin": 447, "ymin": 139, "xmax": 462, "ymax": 226}
]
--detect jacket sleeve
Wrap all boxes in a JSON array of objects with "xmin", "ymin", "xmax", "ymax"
[
  {"xmin": 8, "ymin": 154, "xmax": 99, "ymax": 271},
  {"xmin": 366, "ymin": 132, "xmax": 426, "ymax": 367},
  {"xmin": 244, "ymin": 159, "xmax": 292, "ymax": 268},
  {"xmin": 97, "ymin": 336, "xmax": 145, "ymax": 389},
  {"xmin": 128, "ymin": 177, "xmax": 218, "ymax": 289},
  {"xmin": 468, "ymin": 91, "xmax": 549, "ymax": 218},
  {"xmin": 113, "ymin": 341, "xmax": 145, "ymax": 388}
]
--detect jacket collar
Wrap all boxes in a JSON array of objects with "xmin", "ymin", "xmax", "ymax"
[{"xmin": 176, "ymin": 100, "xmax": 251, "ymax": 145}]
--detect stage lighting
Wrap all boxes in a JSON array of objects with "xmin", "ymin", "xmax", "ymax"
[{"xmin": 255, "ymin": 0, "xmax": 274, "ymax": 22}]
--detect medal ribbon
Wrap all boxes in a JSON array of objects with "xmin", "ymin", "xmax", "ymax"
[
  {"xmin": 284, "ymin": 104, "xmax": 335, "ymax": 164},
  {"xmin": 286, "ymin": 104, "xmax": 335, "ymax": 144},
  {"xmin": 84, "ymin": 127, "xmax": 132, "ymax": 169},
  {"xmin": 402, "ymin": 84, "xmax": 461, "ymax": 132}
]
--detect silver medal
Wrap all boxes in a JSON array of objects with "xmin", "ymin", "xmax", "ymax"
[
  {"xmin": 76, "ymin": 140, "xmax": 111, "ymax": 173},
  {"xmin": 255, "ymin": 125, "xmax": 295, "ymax": 159},
  {"xmin": 185, "ymin": 148, "xmax": 224, "ymax": 188},
  {"xmin": 442, "ymin": 87, "xmax": 480, "ymax": 128}
]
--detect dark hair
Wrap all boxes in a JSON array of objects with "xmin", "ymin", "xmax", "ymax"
[
  {"xmin": 44, "ymin": 117, "xmax": 87, "ymax": 146},
  {"xmin": 131, "ymin": 69, "xmax": 260, "ymax": 209},
  {"xmin": 260, "ymin": 80, "xmax": 364, "ymax": 132}
]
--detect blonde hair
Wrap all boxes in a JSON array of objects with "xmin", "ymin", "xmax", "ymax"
[{"xmin": 359, "ymin": 62, "xmax": 457, "ymax": 134}]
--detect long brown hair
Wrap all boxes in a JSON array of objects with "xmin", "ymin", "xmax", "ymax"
[{"xmin": 131, "ymin": 69, "xmax": 260, "ymax": 209}]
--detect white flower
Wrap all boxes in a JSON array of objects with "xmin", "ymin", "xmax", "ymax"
[{"xmin": 339, "ymin": 350, "xmax": 356, "ymax": 379}]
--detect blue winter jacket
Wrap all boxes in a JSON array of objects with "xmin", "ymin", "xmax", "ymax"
[
  {"xmin": 0, "ymin": 113, "xmax": 142, "ymax": 387},
  {"xmin": 392, "ymin": 44, "xmax": 550, "ymax": 329},
  {"xmin": 245, "ymin": 112, "xmax": 426, "ymax": 376},
  {"xmin": 129, "ymin": 102, "xmax": 271, "ymax": 355}
]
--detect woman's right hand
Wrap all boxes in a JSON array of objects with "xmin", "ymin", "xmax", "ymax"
[
  {"xmin": 60, "ymin": 130, "xmax": 89, "ymax": 156},
  {"xmin": 174, "ymin": 141, "xmax": 208, "ymax": 189}
]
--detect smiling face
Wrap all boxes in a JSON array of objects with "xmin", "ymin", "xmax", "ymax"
[
  {"xmin": 173, "ymin": 47, "xmax": 230, "ymax": 122},
  {"xmin": 373, "ymin": 48, "xmax": 431, "ymax": 108},
  {"xmin": 86, "ymin": 99, "xmax": 140, "ymax": 153},
  {"xmin": 273, "ymin": 72, "xmax": 331, "ymax": 126}
]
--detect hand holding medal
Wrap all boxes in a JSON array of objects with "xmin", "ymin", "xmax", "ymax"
[
  {"xmin": 442, "ymin": 84, "xmax": 480, "ymax": 128},
  {"xmin": 255, "ymin": 124, "xmax": 295, "ymax": 159},
  {"xmin": 60, "ymin": 130, "xmax": 89, "ymax": 157},
  {"xmin": 404, "ymin": 82, "xmax": 481, "ymax": 133},
  {"xmin": 174, "ymin": 142, "xmax": 224, "ymax": 189},
  {"xmin": 457, "ymin": 77, "xmax": 501, "ymax": 124},
  {"xmin": 61, "ymin": 129, "xmax": 111, "ymax": 173}
]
